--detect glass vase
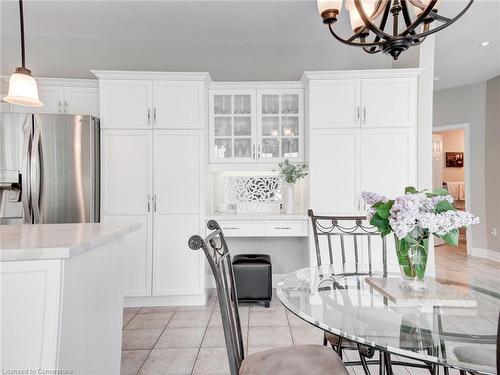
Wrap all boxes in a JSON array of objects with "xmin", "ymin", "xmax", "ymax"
[{"xmin": 394, "ymin": 228, "xmax": 430, "ymax": 291}]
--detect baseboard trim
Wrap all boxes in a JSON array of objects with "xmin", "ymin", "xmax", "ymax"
[
  {"xmin": 124, "ymin": 293, "xmax": 207, "ymax": 307},
  {"xmin": 206, "ymin": 273, "xmax": 288, "ymax": 289},
  {"xmin": 471, "ymin": 247, "xmax": 500, "ymax": 262}
]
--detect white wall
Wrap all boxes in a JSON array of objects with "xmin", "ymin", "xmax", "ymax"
[
  {"xmin": 433, "ymin": 82, "xmax": 488, "ymax": 250},
  {"xmin": 485, "ymin": 75, "xmax": 500, "ymax": 253}
]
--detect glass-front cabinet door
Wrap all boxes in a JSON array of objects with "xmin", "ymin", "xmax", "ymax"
[
  {"xmin": 257, "ymin": 89, "xmax": 304, "ymax": 162},
  {"xmin": 210, "ymin": 90, "xmax": 256, "ymax": 162},
  {"xmin": 209, "ymin": 88, "xmax": 303, "ymax": 163}
]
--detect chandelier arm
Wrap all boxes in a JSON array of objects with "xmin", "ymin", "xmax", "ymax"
[
  {"xmin": 410, "ymin": 35, "xmax": 427, "ymax": 46},
  {"xmin": 367, "ymin": 3, "xmax": 392, "ymax": 52},
  {"xmin": 400, "ymin": 0, "xmax": 413, "ymax": 28},
  {"xmin": 355, "ymin": 0, "xmax": 392, "ymax": 41},
  {"xmin": 400, "ymin": 0, "xmax": 438, "ymax": 35},
  {"xmin": 431, "ymin": 13, "xmax": 452, "ymax": 23},
  {"xmin": 407, "ymin": 0, "xmax": 474, "ymax": 40},
  {"xmin": 363, "ymin": 46, "xmax": 382, "ymax": 54},
  {"xmin": 327, "ymin": 23, "xmax": 384, "ymax": 47}
]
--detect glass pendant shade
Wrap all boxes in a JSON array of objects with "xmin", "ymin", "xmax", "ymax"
[
  {"xmin": 4, "ymin": 68, "xmax": 43, "ymax": 107},
  {"xmin": 345, "ymin": 0, "xmax": 377, "ymax": 32},
  {"xmin": 317, "ymin": 0, "xmax": 343, "ymax": 14}
]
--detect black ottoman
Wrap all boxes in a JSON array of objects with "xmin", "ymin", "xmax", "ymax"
[{"xmin": 232, "ymin": 254, "xmax": 272, "ymax": 307}]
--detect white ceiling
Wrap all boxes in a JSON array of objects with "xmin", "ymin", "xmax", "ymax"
[{"xmin": 1, "ymin": 0, "xmax": 499, "ymax": 90}]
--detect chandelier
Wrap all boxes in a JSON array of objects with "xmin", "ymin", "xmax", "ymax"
[{"xmin": 317, "ymin": 0, "xmax": 473, "ymax": 60}]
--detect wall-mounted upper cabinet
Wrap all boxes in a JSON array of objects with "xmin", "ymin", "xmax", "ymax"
[
  {"xmin": 92, "ymin": 71, "xmax": 210, "ymax": 130},
  {"xmin": 2, "ymin": 78, "xmax": 99, "ymax": 116},
  {"xmin": 209, "ymin": 84, "xmax": 304, "ymax": 163},
  {"xmin": 305, "ymin": 71, "xmax": 418, "ymax": 129}
]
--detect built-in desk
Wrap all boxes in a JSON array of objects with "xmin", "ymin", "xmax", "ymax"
[{"xmin": 207, "ymin": 213, "xmax": 309, "ymax": 237}]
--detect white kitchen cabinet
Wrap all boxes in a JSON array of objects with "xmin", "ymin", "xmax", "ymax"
[
  {"xmin": 97, "ymin": 71, "xmax": 208, "ymax": 305},
  {"xmin": 209, "ymin": 90, "xmax": 256, "ymax": 162},
  {"xmin": 209, "ymin": 86, "xmax": 304, "ymax": 163},
  {"xmin": 257, "ymin": 89, "xmax": 304, "ymax": 161},
  {"xmin": 309, "ymin": 129, "xmax": 360, "ymax": 214},
  {"xmin": 153, "ymin": 82, "xmax": 204, "ymax": 129},
  {"xmin": 305, "ymin": 70, "xmax": 420, "ymax": 217},
  {"xmin": 101, "ymin": 130, "xmax": 153, "ymax": 297},
  {"xmin": 99, "ymin": 80, "xmax": 153, "ymax": 129},
  {"xmin": 94, "ymin": 71, "xmax": 209, "ymax": 130},
  {"xmin": 63, "ymin": 86, "xmax": 99, "ymax": 116},
  {"xmin": 361, "ymin": 77, "xmax": 417, "ymax": 128},
  {"xmin": 306, "ymin": 72, "xmax": 417, "ymax": 129},
  {"xmin": 359, "ymin": 128, "xmax": 417, "ymax": 200},
  {"xmin": 308, "ymin": 79, "xmax": 360, "ymax": 129},
  {"xmin": 152, "ymin": 131, "xmax": 204, "ymax": 296},
  {"xmin": 7, "ymin": 79, "xmax": 99, "ymax": 116}
]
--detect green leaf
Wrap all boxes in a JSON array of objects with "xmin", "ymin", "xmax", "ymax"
[
  {"xmin": 370, "ymin": 213, "xmax": 389, "ymax": 231},
  {"xmin": 376, "ymin": 201, "xmax": 394, "ymax": 220},
  {"xmin": 434, "ymin": 200, "xmax": 455, "ymax": 213},
  {"xmin": 405, "ymin": 186, "xmax": 418, "ymax": 194},
  {"xmin": 432, "ymin": 188, "xmax": 449, "ymax": 196},
  {"xmin": 381, "ymin": 227, "xmax": 391, "ymax": 237},
  {"xmin": 441, "ymin": 229, "xmax": 459, "ymax": 246}
]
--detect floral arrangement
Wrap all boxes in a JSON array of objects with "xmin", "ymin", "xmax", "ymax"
[
  {"xmin": 361, "ymin": 187, "xmax": 479, "ymax": 245},
  {"xmin": 278, "ymin": 160, "xmax": 308, "ymax": 184},
  {"xmin": 361, "ymin": 187, "xmax": 479, "ymax": 288}
]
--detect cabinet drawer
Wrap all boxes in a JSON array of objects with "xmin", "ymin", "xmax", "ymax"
[{"xmin": 211, "ymin": 220, "xmax": 308, "ymax": 237}]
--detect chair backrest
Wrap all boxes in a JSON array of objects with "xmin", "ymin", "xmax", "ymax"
[
  {"xmin": 188, "ymin": 220, "xmax": 244, "ymax": 375},
  {"xmin": 308, "ymin": 209, "xmax": 388, "ymax": 276}
]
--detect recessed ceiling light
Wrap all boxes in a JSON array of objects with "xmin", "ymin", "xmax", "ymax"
[{"xmin": 479, "ymin": 41, "xmax": 492, "ymax": 47}]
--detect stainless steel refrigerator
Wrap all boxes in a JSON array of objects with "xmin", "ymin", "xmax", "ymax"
[{"xmin": 0, "ymin": 113, "xmax": 100, "ymax": 224}]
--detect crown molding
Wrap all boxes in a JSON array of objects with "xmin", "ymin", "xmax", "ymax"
[
  {"xmin": 90, "ymin": 70, "xmax": 212, "ymax": 83},
  {"xmin": 1, "ymin": 75, "xmax": 98, "ymax": 88},
  {"xmin": 209, "ymin": 81, "xmax": 304, "ymax": 90},
  {"xmin": 301, "ymin": 68, "xmax": 424, "ymax": 83}
]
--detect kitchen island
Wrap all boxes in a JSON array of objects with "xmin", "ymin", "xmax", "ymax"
[{"xmin": 0, "ymin": 223, "xmax": 140, "ymax": 374}]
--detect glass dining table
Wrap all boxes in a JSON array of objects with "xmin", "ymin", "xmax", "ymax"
[{"xmin": 276, "ymin": 263, "xmax": 499, "ymax": 375}]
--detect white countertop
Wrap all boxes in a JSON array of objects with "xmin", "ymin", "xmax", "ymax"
[
  {"xmin": 207, "ymin": 212, "xmax": 309, "ymax": 221},
  {"xmin": 0, "ymin": 223, "xmax": 141, "ymax": 261}
]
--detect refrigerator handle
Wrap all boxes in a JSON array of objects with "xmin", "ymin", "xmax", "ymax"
[
  {"xmin": 30, "ymin": 119, "xmax": 42, "ymax": 224},
  {"xmin": 21, "ymin": 121, "xmax": 32, "ymax": 224}
]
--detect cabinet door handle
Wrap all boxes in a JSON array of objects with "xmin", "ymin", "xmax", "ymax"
[
  {"xmin": 356, "ymin": 106, "xmax": 360, "ymax": 123},
  {"xmin": 252, "ymin": 144, "xmax": 256, "ymax": 159},
  {"xmin": 64, "ymin": 101, "xmax": 68, "ymax": 113},
  {"xmin": 257, "ymin": 144, "xmax": 261, "ymax": 159},
  {"xmin": 153, "ymin": 108, "xmax": 157, "ymax": 124},
  {"xmin": 363, "ymin": 107, "xmax": 367, "ymax": 123},
  {"xmin": 147, "ymin": 108, "xmax": 151, "ymax": 125},
  {"xmin": 58, "ymin": 101, "xmax": 62, "ymax": 113},
  {"xmin": 147, "ymin": 195, "xmax": 151, "ymax": 212},
  {"xmin": 274, "ymin": 226, "xmax": 292, "ymax": 230},
  {"xmin": 153, "ymin": 195, "xmax": 157, "ymax": 212},
  {"xmin": 223, "ymin": 227, "xmax": 240, "ymax": 230}
]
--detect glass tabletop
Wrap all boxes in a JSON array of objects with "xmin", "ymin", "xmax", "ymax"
[{"xmin": 276, "ymin": 264, "xmax": 499, "ymax": 375}]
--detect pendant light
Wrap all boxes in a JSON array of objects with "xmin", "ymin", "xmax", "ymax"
[{"xmin": 4, "ymin": 0, "xmax": 43, "ymax": 107}]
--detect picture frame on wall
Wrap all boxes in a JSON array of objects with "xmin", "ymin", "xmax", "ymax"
[{"xmin": 445, "ymin": 152, "xmax": 464, "ymax": 168}]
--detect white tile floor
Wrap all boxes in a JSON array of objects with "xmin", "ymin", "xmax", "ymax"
[{"xmin": 121, "ymin": 245, "xmax": 496, "ymax": 375}]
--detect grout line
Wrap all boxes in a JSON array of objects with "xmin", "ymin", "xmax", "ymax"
[
  {"xmin": 133, "ymin": 309, "xmax": 176, "ymax": 375},
  {"xmin": 190, "ymin": 300, "xmax": 216, "ymax": 375},
  {"xmin": 122, "ymin": 307, "xmax": 142, "ymax": 329}
]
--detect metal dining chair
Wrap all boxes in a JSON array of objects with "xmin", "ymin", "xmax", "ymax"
[
  {"xmin": 308, "ymin": 210, "xmax": 441, "ymax": 375},
  {"xmin": 308, "ymin": 209, "xmax": 384, "ymax": 374},
  {"xmin": 188, "ymin": 220, "xmax": 349, "ymax": 375}
]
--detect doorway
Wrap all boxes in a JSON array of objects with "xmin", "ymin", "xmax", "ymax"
[{"xmin": 432, "ymin": 123, "xmax": 471, "ymax": 255}]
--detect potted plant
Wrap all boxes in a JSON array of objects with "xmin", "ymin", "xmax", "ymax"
[
  {"xmin": 278, "ymin": 160, "xmax": 307, "ymax": 214},
  {"xmin": 361, "ymin": 186, "xmax": 479, "ymax": 291}
]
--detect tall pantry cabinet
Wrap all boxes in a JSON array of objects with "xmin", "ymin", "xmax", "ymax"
[
  {"xmin": 304, "ymin": 69, "xmax": 420, "ymax": 269},
  {"xmin": 93, "ymin": 71, "xmax": 209, "ymax": 306}
]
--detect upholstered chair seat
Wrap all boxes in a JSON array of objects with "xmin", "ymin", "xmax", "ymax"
[{"xmin": 240, "ymin": 345, "xmax": 349, "ymax": 375}]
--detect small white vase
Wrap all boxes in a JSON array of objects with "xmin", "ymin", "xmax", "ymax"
[{"xmin": 283, "ymin": 184, "xmax": 295, "ymax": 214}]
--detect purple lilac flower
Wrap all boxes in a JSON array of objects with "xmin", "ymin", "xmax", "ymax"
[
  {"xmin": 424, "ymin": 195, "xmax": 454, "ymax": 210},
  {"xmin": 389, "ymin": 193, "xmax": 425, "ymax": 239},
  {"xmin": 361, "ymin": 191, "xmax": 388, "ymax": 206},
  {"xmin": 419, "ymin": 210, "xmax": 479, "ymax": 236}
]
